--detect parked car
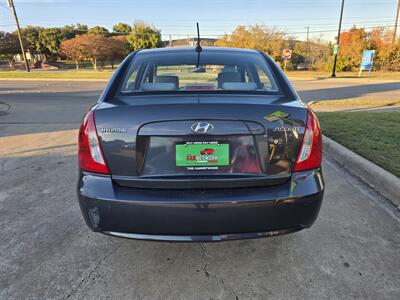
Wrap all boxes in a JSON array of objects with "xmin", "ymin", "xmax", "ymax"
[{"xmin": 77, "ymin": 47, "xmax": 324, "ymax": 241}]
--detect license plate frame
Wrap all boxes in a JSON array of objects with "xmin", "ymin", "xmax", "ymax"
[{"xmin": 175, "ymin": 141, "xmax": 230, "ymax": 171}]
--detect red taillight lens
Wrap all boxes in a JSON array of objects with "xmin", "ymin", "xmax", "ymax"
[
  {"xmin": 293, "ymin": 109, "xmax": 322, "ymax": 172},
  {"xmin": 78, "ymin": 111, "xmax": 110, "ymax": 174}
]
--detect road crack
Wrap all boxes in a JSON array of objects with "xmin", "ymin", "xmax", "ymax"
[
  {"xmin": 198, "ymin": 243, "xmax": 239, "ymax": 299},
  {"xmin": 221, "ymin": 277, "xmax": 239, "ymax": 300},
  {"xmin": 200, "ymin": 242, "xmax": 208, "ymax": 258},
  {"xmin": 65, "ymin": 240, "xmax": 125, "ymax": 299}
]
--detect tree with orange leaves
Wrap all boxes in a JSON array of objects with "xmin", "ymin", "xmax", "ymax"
[{"xmin": 61, "ymin": 34, "xmax": 115, "ymax": 70}]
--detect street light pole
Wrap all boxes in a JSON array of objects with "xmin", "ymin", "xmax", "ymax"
[
  {"xmin": 305, "ymin": 26, "xmax": 310, "ymax": 68},
  {"xmin": 7, "ymin": 0, "xmax": 30, "ymax": 72},
  {"xmin": 394, "ymin": 0, "xmax": 400, "ymax": 43},
  {"xmin": 331, "ymin": 0, "xmax": 345, "ymax": 78}
]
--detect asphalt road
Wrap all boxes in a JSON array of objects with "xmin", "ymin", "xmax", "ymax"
[
  {"xmin": 292, "ymin": 77, "xmax": 400, "ymax": 103},
  {"xmin": 1, "ymin": 79, "xmax": 399, "ymax": 299}
]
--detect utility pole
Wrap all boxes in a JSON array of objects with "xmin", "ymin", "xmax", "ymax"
[
  {"xmin": 7, "ymin": 0, "xmax": 30, "ymax": 72},
  {"xmin": 394, "ymin": 0, "xmax": 400, "ymax": 43},
  {"xmin": 331, "ymin": 0, "xmax": 345, "ymax": 78},
  {"xmin": 305, "ymin": 26, "xmax": 310, "ymax": 68}
]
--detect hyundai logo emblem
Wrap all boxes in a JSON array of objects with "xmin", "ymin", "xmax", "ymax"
[{"xmin": 191, "ymin": 122, "xmax": 214, "ymax": 134}]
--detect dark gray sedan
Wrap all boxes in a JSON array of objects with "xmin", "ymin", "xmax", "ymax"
[{"xmin": 77, "ymin": 47, "xmax": 324, "ymax": 241}]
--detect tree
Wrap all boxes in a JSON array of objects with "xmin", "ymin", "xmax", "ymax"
[
  {"xmin": 20, "ymin": 26, "xmax": 45, "ymax": 56},
  {"xmin": 380, "ymin": 40, "xmax": 400, "ymax": 71},
  {"xmin": 215, "ymin": 24, "xmax": 287, "ymax": 61},
  {"xmin": 336, "ymin": 26, "xmax": 368, "ymax": 71},
  {"xmin": 127, "ymin": 21, "xmax": 162, "ymax": 50},
  {"xmin": 83, "ymin": 34, "xmax": 110, "ymax": 69},
  {"xmin": 291, "ymin": 38, "xmax": 330, "ymax": 71},
  {"xmin": 60, "ymin": 25, "xmax": 77, "ymax": 40},
  {"xmin": 19, "ymin": 26, "xmax": 78, "ymax": 61},
  {"xmin": 0, "ymin": 31, "xmax": 20, "ymax": 68},
  {"xmin": 107, "ymin": 36, "xmax": 130, "ymax": 69},
  {"xmin": 64, "ymin": 23, "xmax": 88, "ymax": 36},
  {"xmin": 88, "ymin": 26, "xmax": 109, "ymax": 37},
  {"xmin": 60, "ymin": 37, "xmax": 86, "ymax": 70},
  {"xmin": 61, "ymin": 34, "xmax": 110, "ymax": 70},
  {"xmin": 368, "ymin": 27, "xmax": 395, "ymax": 70},
  {"xmin": 74, "ymin": 23, "xmax": 88, "ymax": 34},
  {"xmin": 39, "ymin": 28, "xmax": 69, "ymax": 58},
  {"xmin": 112, "ymin": 23, "xmax": 131, "ymax": 34},
  {"xmin": 292, "ymin": 41, "xmax": 307, "ymax": 68}
]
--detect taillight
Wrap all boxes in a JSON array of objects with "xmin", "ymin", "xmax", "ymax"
[
  {"xmin": 293, "ymin": 109, "xmax": 322, "ymax": 172},
  {"xmin": 78, "ymin": 111, "xmax": 110, "ymax": 174}
]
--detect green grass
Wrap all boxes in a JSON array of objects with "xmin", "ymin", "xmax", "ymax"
[
  {"xmin": 287, "ymin": 71, "xmax": 400, "ymax": 81},
  {"xmin": 311, "ymin": 98, "xmax": 400, "ymax": 110},
  {"xmin": 1, "ymin": 69, "xmax": 399, "ymax": 81},
  {"xmin": 0, "ymin": 71, "xmax": 113, "ymax": 80},
  {"xmin": 318, "ymin": 112, "xmax": 400, "ymax": 177}
]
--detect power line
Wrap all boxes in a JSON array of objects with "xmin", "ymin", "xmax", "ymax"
[
  {"xmin": 13, "ymin": 18, "xmax": 396, "ymax": 28},
  {"xmin": 38, "ymin": 0, "xmax": 395, "ymax": 4},
  {"xmin": 0, "ymin": 3, "xmax": 10, "ymax": 10},
  {"xmin": 6, "ymin": 17, "xmax": 394, "ymax": 36},
  {"xmin": 17, "ymin": 15, "xmax": 397, "ymax": 24}
]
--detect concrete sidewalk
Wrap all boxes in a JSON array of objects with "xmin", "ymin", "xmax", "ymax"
[{"xmin": 0, "ymin": 137, "xmax": 399, "ymax": 299}]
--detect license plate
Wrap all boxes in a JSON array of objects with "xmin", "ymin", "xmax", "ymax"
[{"xmin": 176, "ymin": 142, "xmax": 229, "ymax": 170}]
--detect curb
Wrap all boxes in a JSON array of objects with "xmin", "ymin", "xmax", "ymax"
[{"xmin": 323, "ymin": 135, "xmax": 400, "ymax": 208}]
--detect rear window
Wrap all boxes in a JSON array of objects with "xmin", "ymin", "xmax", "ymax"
[{"xmin": 119, "ymin": 49, "xmax": 280, "ymax": 95}]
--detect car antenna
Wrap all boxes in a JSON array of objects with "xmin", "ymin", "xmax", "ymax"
[{"xmin": 195, "ymin": 22, "xmax": 202, "ymax": 67}]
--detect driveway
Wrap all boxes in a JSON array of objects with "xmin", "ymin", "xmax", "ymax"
[{"xmin": 1, "ymin": 80, "xmax": 399, "ymax": 299}]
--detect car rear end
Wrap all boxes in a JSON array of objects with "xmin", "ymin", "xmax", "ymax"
[{"xmin": 77, "ymin": 47, "xmax": 324, "ymax": 241}]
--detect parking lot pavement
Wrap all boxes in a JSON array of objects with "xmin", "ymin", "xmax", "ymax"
[{"xmin": 1, "ymin": 80, "xmax": 399, "ymax": 299}]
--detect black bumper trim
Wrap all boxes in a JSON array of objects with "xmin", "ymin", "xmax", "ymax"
[
  {"xmin": 102, "ymin": 227, "xmax": 303, "ymax": 242},
  {"xmin": 112, "ymin": 174, "xmax": 291, "ymax": 189}
]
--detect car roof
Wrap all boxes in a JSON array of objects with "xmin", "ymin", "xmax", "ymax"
[{"xmin": 137, "ymin": 46, "xmax": 260, "ymax": 55}]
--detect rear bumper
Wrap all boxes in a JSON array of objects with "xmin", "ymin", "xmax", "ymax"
[{"xmin": 77, "ymin": 169, "xmax": 324, "ymax": 242}]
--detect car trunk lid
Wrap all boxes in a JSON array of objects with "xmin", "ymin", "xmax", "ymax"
[{"xmin": 94, "ymin": 95, "xmax": 307, "ymax": 188}]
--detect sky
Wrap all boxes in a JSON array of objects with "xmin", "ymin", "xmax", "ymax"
[{"xmin": 0, "ymin": 0, "xmax": 398, "ymax": 42}]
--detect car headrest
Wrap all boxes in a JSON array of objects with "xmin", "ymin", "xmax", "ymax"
[
  {"xmin": 217, "ymin": 72, "xmax": 241, "ymax": 88},
  {"xmin": 221, "ymin": 82, "xmax": 257, "ymax": 91},
  {"xmin": 142, "ymin": 83, "xmax": 177, "ymax": 91},
  {"xmin": 155, "ymin": 75, "xmax": 179, "ymax": 88}
]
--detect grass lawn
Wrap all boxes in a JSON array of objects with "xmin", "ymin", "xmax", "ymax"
[
  {"xmin": 287, "ymin": 71, "xmax": 400, "ymax": 81},
  {"xmin": 311, "ymin": 98, "xmax": 400, "ymax": 111},
  {"xmin": 0, "ymin": 71, "xmax": 113, "ymax": 80},
  {"xmin": 1, "ymin": 69, "xmax": 399, "ymax": 81},
  {"xmin": 318, "ymin": 112, "xmax": 400, "ymax": 177}
]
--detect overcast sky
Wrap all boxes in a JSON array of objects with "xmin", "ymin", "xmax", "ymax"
[{"xmin": 0, "ymin": 0, "xmax": 398, "ymax": 42}]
